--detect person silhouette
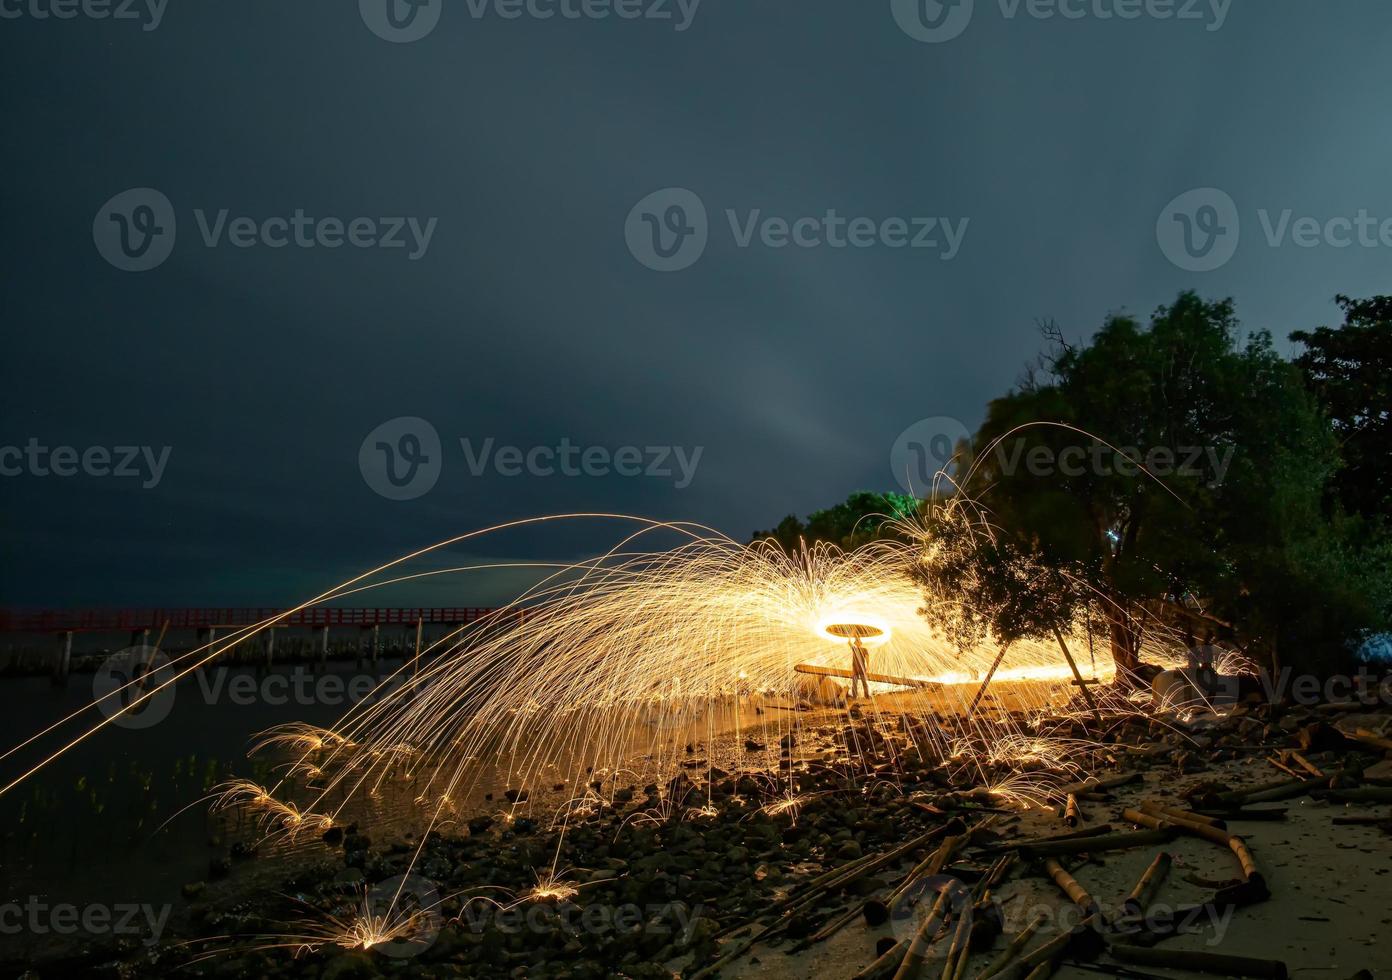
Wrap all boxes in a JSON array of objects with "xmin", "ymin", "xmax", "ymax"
[{"xmin": 849, "ymin": 638, "xmax": 872, "ymax": 700}]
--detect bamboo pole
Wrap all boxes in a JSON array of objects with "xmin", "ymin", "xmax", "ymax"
[
  {"xmin": 1015, "ymin": 828, "xmax": 1176, "ymax": 859},
  {"xmin": 1044, "ymin": 859, "xmax": 1098, "ymax": 915},
  {"xmin": 976, "ymin": 913, "xmax": 1045, "ymax": 980},
  {"xmin": 892, "ymin": 887, "xmax": 955, "ymax": 980},
  {"xmin": 968, "ymin": 642, "xmax": 1013, "ymax": 718},
  {"xmin": 1122, "ymin": 852, "xmax": 1171, "ymax": 916},
  {"xmin": 1052, "ymin": 626, "xmax": 1103, "ymax": 725}
]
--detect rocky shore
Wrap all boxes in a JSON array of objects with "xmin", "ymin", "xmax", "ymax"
[{"xmin": 11, "ymin": 691, "xmax": 1392, "ymax": 979}]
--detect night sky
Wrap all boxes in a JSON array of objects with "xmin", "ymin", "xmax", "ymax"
[{"xmin": 2, "ymin": 0, "xmax": 1390, "ymax": 607}]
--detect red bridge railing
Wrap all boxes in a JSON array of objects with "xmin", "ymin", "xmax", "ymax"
[{"xmin": 0, "ymin": 608, "xmax": 502, "ymax": 633}]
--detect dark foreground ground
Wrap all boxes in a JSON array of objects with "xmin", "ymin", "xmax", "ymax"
[{"xmin": 6, "ymin": 690, "xmax": 1392, "ymax": 979}]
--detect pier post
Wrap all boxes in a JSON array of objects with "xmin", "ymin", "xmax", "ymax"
[
  {"xmin": 317, "ymin": 625, "xmax": 329, "ymax": 668},
  {"xmin": 51, "ymin": 630, "xmax": 73, "ymax": 685},
  {"xmin": 265, "ymin": 627, "xmax": 275, "ymax": 669},
  {"xmin": 371, "ymin": 623, "xmax": 380, "ymax": 666},
  {"xmin": 413, "ymin": 618, "xmax": 423, "ymax": 677}
]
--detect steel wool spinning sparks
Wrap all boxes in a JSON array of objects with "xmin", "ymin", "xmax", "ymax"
[
  {"xmin": 0, "ymin": 512, "xmax": 1190, "ymax": 957},
  {"xmin": 228, "ymin": 515, "xmax": 1154, "ymax": 837}
]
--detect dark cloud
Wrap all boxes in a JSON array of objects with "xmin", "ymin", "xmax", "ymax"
[{"xmin": 3, "ymin": 0, "xmax": 1389, "ymax": 605}]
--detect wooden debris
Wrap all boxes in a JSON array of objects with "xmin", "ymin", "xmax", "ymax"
[
  {"xmin": 1122, "ymin": 808, "xmax": 1267, "ymax": 905},
  {"xmin": 1044, "ymin": 858, "xmax": 1098, "ymax": 915},
  {"xmin": 977, "ymin": 914, "xmax": 1046, "ymax": 980},
  {"xmin": 1288, "ymin": 751, "xmax": 1325, "ymax": 778},
  {"xmin": 1056, "ymin": 772, "xmax": 1143, "ymax": 798},
  {"xmin": 1138, "ymin": 800, "xmax": 1225, "ymax": 830},
  {"xmin": 891, "ymin": 887, "xmax": 955, "ymax": 980},
  {"xmin": 1121, "ymin": 852, "xmax": 1171, "ymax": 916},
  {"xmin": 1063, "ymin": 794, "xmax": 1083, "ymax": 827},
  {"xmin": 1349, "ymin": 727, "xmax": 1392, "ymax": 753},
  {"xmin": 1016, "ymin": 828, "xmax": 1177, "ymax": 859}
]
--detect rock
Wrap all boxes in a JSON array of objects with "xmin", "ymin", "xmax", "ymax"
[
  {"xmin": 1296, "ymin": 722, "xmax": 1348, "ymax": 753},
  {"xmin": 333, "ymin": 867, "xmax": 365, "ymax": 886},
  {"xmin": 504, "ymin": 788, "xmax": 529, "ymax": 804},
  {"xmin": 181, "ymin": 881, "xmax": 206, "ymax": 899},
  {"xmin": 321, "ymin": 951, "xmax": 379, "ymax": 979},
  {"xmin": 1362, "ymin": 759, "xmax": 1392, "ymax": 785}
]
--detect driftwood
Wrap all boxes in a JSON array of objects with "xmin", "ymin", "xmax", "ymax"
[
  {"xmin": 1122, "ymin": 808, "xmax": 1267, "ymax": 905},
  {"xmin": 1063, "ymin": 794, "xmax": 1083, "ymax": 827},
  {"xmin": 1044, "ymin": 858, "xmax": 1098, "ymax": 915},
  {"xmin": 862, "ymin": 829, "xmax": 972, "ymax": 927},
  {"xmin": 1108, "ymin": 944, "xmax": 1288, "ymax": 979},
  {"xmin": 941, "ymin": 900, "xmax": 974, "ymax": 980},
  {"xmin": 1056, "ymin": 772, "xmax": 1143, "ymax": 798},
  {"xmin": 1288, "ymin": 751, "xmax": 1325, "ymax": 778},
  {"xmin": 1265, "ymin": 755, "xmax": 1304, "ymax": 779},
  {"xmin": 694, "ymin": 820, "xmax": 967, "ymax": 977},
  {"xmin": 1349, "ymin": 727, "xmax": 1392, "ymax": 753},
  {"xmin": 1122, "ymin": 852, "xmax": 1171, "ymax": 916},
  {"xmin": 980, "ymin": 825, "xmax": 1114, "ymax": 854},
  {"xmin": 976, "ymin": 914, "xmax": 1046, "ymax": 980},
  {"xmin": 997, "ymin": 914, "xmax": 1104, "ymax": 980},
  {"xmin": 1138, "ymin": 800, "xmax": 1225, "ymax": 830},
  {"xmin": 1014, "ymin": 828, "xmax": 1177, "ymax": 859},
  {"xmin": 891, "ymin": 887, "xmax": 955, "ymax": 980}
]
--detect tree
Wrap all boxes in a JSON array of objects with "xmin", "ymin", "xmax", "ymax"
[
  {"xmin": 932, "ymin": 293, "xmax": 1353, "ymax": 682},
  {"xmin": 751, "ymin": 491, "xmax": 919, "ymax": 552},
  {"xmin": 1291, "ymin": 295, "xmax": 1392, "ymax": 521}
]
